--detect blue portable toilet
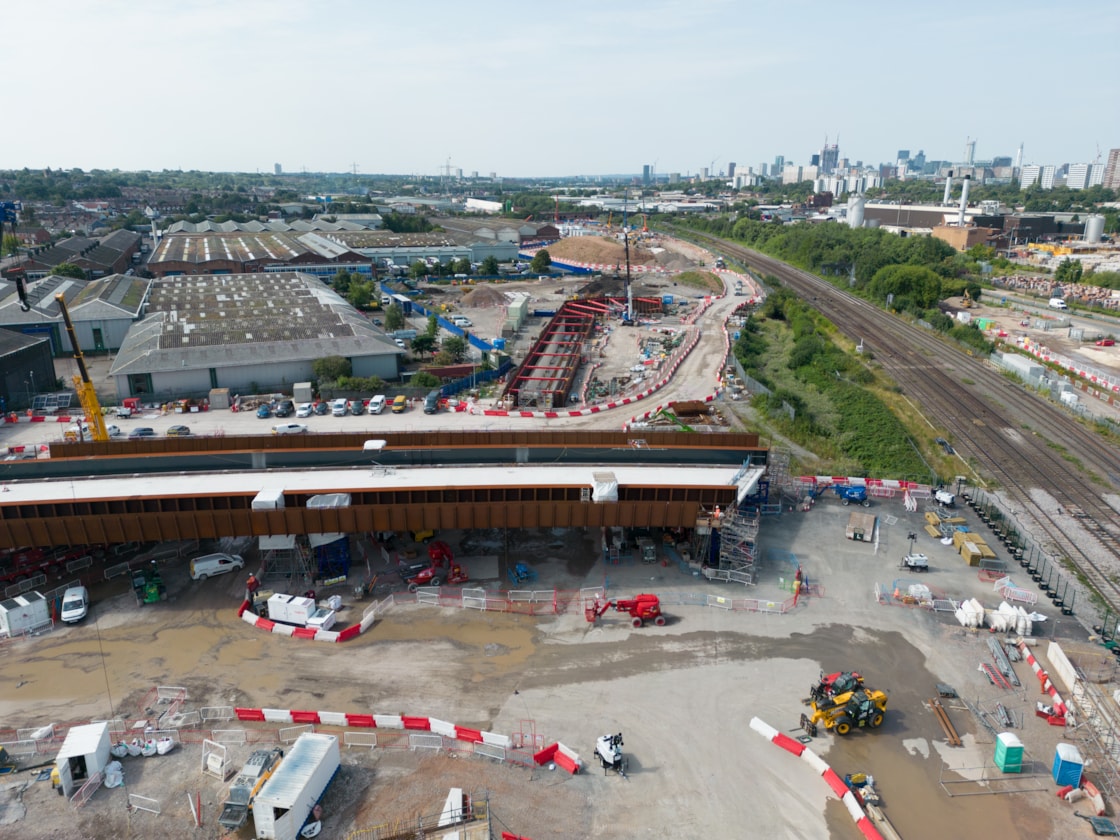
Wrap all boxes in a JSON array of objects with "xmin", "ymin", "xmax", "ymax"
[
  {"xmin": 662, "ymin": 294, "xmax": 674, "ymax": 305},
  {"xmin": 492, "ymin": 337, "xmax": 506, "ymax": 350},
  {"xmin": 1052, "ymin": 743, "xmax": 1083, "ymax": 787}
]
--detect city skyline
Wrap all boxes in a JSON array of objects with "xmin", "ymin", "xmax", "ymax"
[{"xmin": 3, "ymin": 0, "xmax": 1117, "ymax": 177}]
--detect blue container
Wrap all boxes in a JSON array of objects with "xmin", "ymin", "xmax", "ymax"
[
  {"xmin": 662, "ymin": 295, "xmax": 674, "ymax": 305},
  {"xmin": 1052, "ymin": 743, "xmax": 1083, "ymax": 787},
  {"xmin": 492, "ymin": 337, "xmax": 506, "ymax": 350}
]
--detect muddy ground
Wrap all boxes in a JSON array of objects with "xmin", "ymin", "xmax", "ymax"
[{"xmin": 0, "ymin": 496, "xmax": 1095, "ymax": 840}]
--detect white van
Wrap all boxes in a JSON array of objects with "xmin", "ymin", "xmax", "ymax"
[
  {"xmin": 60, "ymin": 586, "xmax": 89, "ymax": 623},
  {"xmin": 368, "ymin": 394, "xmax": 386, "ymax": 415},
  {"xmin": 451, "ymin": 316, "xmax": 472, "ymax": 328},
  {"xmin": 1049, "ymin": 298, "xmax": 1068, "ymax": 311},
  {"xmin": 380, "ymin": 295, "xmax": 392, "ymax": 306},
  {"xmin": 189, "ymin": 553, "xmax": 244, "ymax": 580}
]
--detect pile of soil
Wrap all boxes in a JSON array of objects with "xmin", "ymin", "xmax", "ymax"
[
  {"xmin": 548, "ymin": 236, "xmax": 656, "ymax": 265},
  {"xmin": 460, "ymin": 285, "xmax": 509, "ymax": 307}
]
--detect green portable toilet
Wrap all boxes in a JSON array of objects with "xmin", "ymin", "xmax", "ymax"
[{"xmin": 994, "ymin": 732, "xmax": 1024, "ymax": 773}]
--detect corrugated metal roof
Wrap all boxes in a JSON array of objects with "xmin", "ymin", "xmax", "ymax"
[
  {"xmin": 57, "ymin": 722, "xmax": 108, "ymax": 760},
  {"xmin": 255, "ymin": 733, "xmax": 338, "ymax": 807}
]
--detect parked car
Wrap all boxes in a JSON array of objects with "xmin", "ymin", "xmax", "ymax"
[
  {"xmin": 350, "ymin": 399, "xmax": 364, "ymax": 416},
  {"xmin": 256, "ymin": 404, "xmax": 272, "ymax": 419},
  {"xmin": 392, "ymin": 395, "xmax": 408, "ymax": 413},
  {"xmin": 1096, "ymin": 339, "xmax": 1115, "ymax": 347},
  {"xmin": 189, "ymin": 552, "xmax": 245, "ymax": 581},
  {"xmin": 331, "ymin": 398, "xmax": 349, "ymax": 417},
  {"xmin": 313, "ymin": 401, "xmax": 329, "ymax": 416},
  {"xmin": 368, "ymin": 395, "xmax": 386, "ymax": 415},
  {"xmin": 105, "ymin": 424, "xmax": 122, "ymax": 437},
  {"xmin": 60, "ymin": 585, "xmax": 90, "ymax": 623},
  {"xmin": 166, "ymin": 425, "xmax": 191, "ymax": 437},
  {"xmin": 272, "ymin": 422, "xmax": 308, "ymax": 435},
  {"xmin": 274, "ymin": 400, "xmax": 295, "ymax": 418},
  {"xmin": 296, "ymin": 403, "xmax": 314, "ymax": 418},
  {"xmin": 128, "ymin": 427, "xmax": 156, "ymax": 439},
  {"xmin": 394, "ymin": 338, "xmax": 406, "ymax": 348},
  {"xmin": 424, "ymin": 390, "xmax": 441, "ymax": 414}
]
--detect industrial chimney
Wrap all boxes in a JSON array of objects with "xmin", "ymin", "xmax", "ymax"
[
  {"xmin": 942, "ymin": 170, "xmax": 953, "ymax": 206},
  {"xmin": 957, "ymin": 176, "xmax": 971, "ymax": 227}
]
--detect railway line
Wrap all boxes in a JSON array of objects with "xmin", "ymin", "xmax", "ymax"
[{"xmin": 699, "ymin": 232, "xmax": 1120, "ymax": 616}]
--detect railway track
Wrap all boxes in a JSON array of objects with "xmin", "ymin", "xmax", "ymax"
[{"xmin": 695, "ymin": 232, "xmax": 1120, "ymax": 615}]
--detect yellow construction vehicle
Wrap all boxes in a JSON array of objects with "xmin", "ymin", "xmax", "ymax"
[
  {"xmin": 960, "ymin": 290, "xmax": 974, "ymax": 308},
  {"xmin": 55, "ymin": 293, "xmax": 109, "ymax": 442},
  {"xmin": 801, "ymin": 687, "xmax": 888, "ymax": 737}
]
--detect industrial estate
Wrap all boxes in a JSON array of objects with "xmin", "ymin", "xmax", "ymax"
[{"xmin": 1, "ymin": 140, "xmax": 1120, "ymax": 840}]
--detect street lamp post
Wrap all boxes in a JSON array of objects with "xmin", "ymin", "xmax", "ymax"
[{"xmin": 28, "ymin": 370, "xmax": 35, "ymax": 406}]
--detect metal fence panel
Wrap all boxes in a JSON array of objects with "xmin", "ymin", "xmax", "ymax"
[
  {"xmin": 279, "ymin": 724, "xmax": 315, "ymax": 744},
  {"xmin": 210, "ymin": 729, "xmax": 247, "ymax": 745},
  {"xmin": 344, "ymin": 731, "xmax": 378, "ymax": 749},
  {"xmin": 409, "ymin": 733, "xmax": 444, "ymax": 752},
  {"xmin": 200, "ymin": 706, "xmax": 234, "ymax": 722},
  {"xmin": 128, "ymin": 793, "xmax": 161, "ymax": 815},
  {"xmin": 473, "ymin": 742, "xmax": 506, "ymax": 762}
]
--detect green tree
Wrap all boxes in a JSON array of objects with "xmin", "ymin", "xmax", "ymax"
[
  {"xmin": 452, "ymin": 257, "xmax": 472, "ymax": 275},
  {"xmin": 53, "ymin": 262, "xmax": 87, "ymax": 279},
  {"xmin": 1054, "ymin": 258, "xmax": 1083, "ymax": 286},
  {"xmin": 411, "ymin": 371, "xmax": 441, "ymax": 388},
  {"xmin": 409, "ymin": 261, "xmax": 428, "ymax": 280},
  {"xmin": 530, "ymin": 249, "xmax": 552, "ymax": 274},
  {"xmin": 410, "ymin": 334, "xmax": 437, "ymax": 358},
  {"xmin": 426, "ymin": 313, "xmax": 439, "ymax": 338},
  {"xmin": 332, "ymin": 269, "xmax": 355, "ymax": 295},
  {"xmin": 384, "ymin": 302, "xmax": 405, "ymax": 331},
  {"xmin": 347, "ymin": 280, "xmax": 373, "ymax": 309},
  {"xmin": 441, "ymin": 335, "xmax": 468, "ymax": 363},
  {"xmin": 481, "ymin": 256, "xmax": 499, "ymax": 275},
  {"xmin": 2, "ymin": 234, "xmax": 20, "ymax": 257},
  {"xmin": 312, "ymin": 355, "xmax": 351, "ymax": 381},
  {"xmin": 867, "ymin": 264, "xmax": 942, "ymax": 309}
]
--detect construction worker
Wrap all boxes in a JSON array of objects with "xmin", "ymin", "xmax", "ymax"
[{"xmin": 245, "ymin": 572, "xmax": 260, "ymax": 605}]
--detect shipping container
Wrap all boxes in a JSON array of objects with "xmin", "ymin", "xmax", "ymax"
[
  {"xmin": 266, "ymin": 594, "xmax": 316, "ymax": 627},
  {"xmin": 0, "ymin": 591, "xmax": 51, "ymax": 637},
  {"xmin": 252, "ymin": 733, "xmax": 340, "ymax": 840}
]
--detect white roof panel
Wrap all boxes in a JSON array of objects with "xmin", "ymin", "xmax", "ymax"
[{"xmin": 57, "ymin": 722, "xmax": 108, "ymax": 760}]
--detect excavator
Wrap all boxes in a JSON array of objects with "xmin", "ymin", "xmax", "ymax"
[
  {"xmin": 585, "ymin": 594, "xmax": 666, "ymax": 628},
  {"xmin": 801, "ymin": 686, "xmax": 888, "ymax": 737},
  {"xmin": 56, "ymin": 293, "xmax": 109, "ymax": 442}
]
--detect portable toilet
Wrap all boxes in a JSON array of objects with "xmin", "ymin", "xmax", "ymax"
[
  {"xmin": 54, "ymin": 722, "xmax": 111, "ymax": 798},
  {"xmin": 993, "ymin": 732, "xmax": 1024, "ymax": 773},
  {"xmin": 1052, "ymin": 743, "xmax": 1083, "ymax": 787}
]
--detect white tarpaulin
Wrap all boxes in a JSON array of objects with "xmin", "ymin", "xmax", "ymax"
[
  {"xmin": 259, "ymin": 534, "xmax": 297, "ymax": 551},
  {"xmin": 307, "ymin": 494, "xmax": 351, "ymax": 548},
  {"xmin": 591, "ymin": 472, "xmax": 618, "ymax": 503}
]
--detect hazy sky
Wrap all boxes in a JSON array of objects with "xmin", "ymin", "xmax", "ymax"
[{"xmin": 5, "ymin": 0, "xmax": 1117, "ymax": 177}]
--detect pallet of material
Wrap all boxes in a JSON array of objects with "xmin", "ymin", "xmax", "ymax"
[
  {"xmin": 925, "ymin": 512, "xmax": 942, "ymax": 526},
  {"xmin": 960, "ymin": 543, "xmax": 983, "ymax": 567},
  {"xmin": 942, "ymin": 516, "xmax": 967, "ymax": 525},
  {"xmin": 924, "ymin": 524, "xmax": 942, "ymax": 538}
]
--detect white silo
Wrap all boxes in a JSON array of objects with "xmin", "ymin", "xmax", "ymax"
[
  {"xmin": 847, "ymin": 195, "xmax": 865, "ymax": 229},
  {"xmin": 1084, "ymin": 214, "xmax": 1105, "ymax": 244}
]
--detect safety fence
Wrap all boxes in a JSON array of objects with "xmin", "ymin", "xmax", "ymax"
[
  {"xmin": 70, "ymin": 770, "xmax": 103, "ymax": 808},
  {"xmin": 874, "ymin": 581, "xmax": 958, "ymax": 612},
  {"xmin": 128, "ymin": 793, "xmax": 161, "ymax": 816}
]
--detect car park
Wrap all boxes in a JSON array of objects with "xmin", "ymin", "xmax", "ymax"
[
  {"xmin": 296, "ymin": 403, "xmax": 314, "ymax": 417},
  {"xmin": 128, "ymin": 427, "xmax": 156, "ymax": 439},
  {"xmin": 256, "ymin": 404, "xmax": 272, "ymax": 419},
  {"xmin": 331, "ymin": 398, "xmax": 349, "ymax": 416},
  {"xmin": 166, "ymin": 425, "xmax": 191, "ymax": 437},
  {"xmin": 272, "ymin": 422, "xmax": 308, "ymax": 435},
  {"xmin": 368, "ymin": 395, "xmax": 386, "ymax": 415},
  {"xmin": 189, "ymin": 552, "xmax": 245, "ymax": 580},
  {"xmin": 60, "ymin": 585, "xmax": 90, "ymax": 623}
]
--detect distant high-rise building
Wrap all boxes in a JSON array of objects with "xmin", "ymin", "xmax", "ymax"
[
  {"xmin": 274, "ymin": 163, "xmax": 282, "ymax": 175},
  {"xmin": 896, "ymin": 150, "xmax": 910, "ymax": 162},
  {"xmin": 642, "ymin": 164, "xmax": 651, "ymax": 185},
  {"xmin": 1067, "ymin": 163, "xmax": 1091, "ymax": 190},
  {"xmin": 820, "ymin": 144, "xmax": 838, "ymax": 174},
  {"xmin": 1020, "ymin": 164, "xmax": 1041, "ymax": 190},
  {"xmin": 774, "ymin": 155, "xmax": 785, "ymax": 173},
  {"xmin": 1104, "ymin": 149, "xmax": 1120, "ymax": 190},
  {"xmin": 668, "ymin": 172, "xmax": 680, "ymax": 183},
  {"xmin": 471, "ymin": 171, "xmax": 479, "ymax": 179},
  {"xmin": 837, "ymin": 157, "xmax": 849, "ymax": 171},
  {"xmin": 991, "ymin": 156, "xmax": 1012, "ymax": 168},
  {"xmin": 1089, "ymin": 163, "xmax": 1105, "ymax": 187},
  {"xmin": 727, "ymin": 162, "xmax": 736, "ymax": 179},
  {"xmin": 911, "ymin": 150, "xmax": 926, "ymax": 170},
  {"xmin": 781, "ymin": 164, "xmax": 803, "ymax": 185},
  {"xmin": 456, "ymin": 168, "xmax": 463, "ymax": 179},
  {"xmin": 810, "ymin": 154, "xmax": 820, "ymax": 167},
  {"xmin": 964, "ymin": 139, "xmax": 976, "ymax": 165},
  {"xmin": 701, "ymin": 167, "xmax": 710, "ymax": 180},
  {"xmin": 758, "ymin": 162, "xmax": 768, "ymax": 177},
  {"xmin": 1040, "ymin": 165, "xmax": 1056, "ymax": 190}
]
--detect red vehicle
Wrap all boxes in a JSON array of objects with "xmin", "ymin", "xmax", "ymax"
[
  {"xmin": 401, "ymin": 561, "xmax": 468, "ymax": 592},
  {"xmin": 586, "ymin": 594, "xmax": 666, "ymax": 628},
  {"xmin": 1096, "ymin": 339, "xmax": 1115, "ymax": 347},
  {"xmin": 428, "ymin": 540, "xmax": 454, "ymax": 566},
  {"xmin": 807, "ymin": 670, "xmax": 865, "ymax": 704}
]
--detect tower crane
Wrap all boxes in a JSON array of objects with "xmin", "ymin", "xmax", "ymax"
[{"xmin": 55, "ymin": 293, "xmax": 109, "ymax": 442}]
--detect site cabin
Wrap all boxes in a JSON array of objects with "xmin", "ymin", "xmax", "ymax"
[
  {"xmin": 0, "ymin": 591, "xmax": 51, "ymax": 637},
  {"xmin": 846, "ymin": 511, "xmax": 877, "ymax": 542},
  {"xmin": 252, "ymin": 732, "xmax": 340, "ymax": 840},
  {"xmin": 54, "ymin": 722, "xmax": 110, "ymax": 798}
]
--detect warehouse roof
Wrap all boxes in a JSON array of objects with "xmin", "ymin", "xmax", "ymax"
[
  {"xmin": 327, "ymin": 231, "xmax": 465, "ymax": 249},
  {"xmin": 109, "ymin": 272, "xmax": 399, "ymax": 375},
  {"xmin": 149, "ymin": 231, "xmax": 366, "ymax": 267}
]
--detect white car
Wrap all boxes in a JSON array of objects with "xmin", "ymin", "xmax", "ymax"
[
  {"xmin": 368, "ymin": 395, "xmax": 386, "ymax": 415},
  {"xmin": 330, "ymin": 398, "xmax": 349, "ymax": 416},
  {"xmin": 295, "ymin": 403, "xmax": 314, "ymax": 418},
  {"xmin": 272, "ymin": 422, "xmax": 308, "ymax": 435},
  {"xmin": 60, "ymin": 586, "xmax": 89, "ymax": 623},
  {"xmin": 394, "ymin": 338, "xmax": 406, "ymax": 348},
  {"xmin": 189, "ymin": 552, "xmax": 245, "ymax": 580}
]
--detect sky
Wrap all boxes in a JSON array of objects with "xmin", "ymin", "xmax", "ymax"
[{"xmin": 3, "ymin": 0, "xmax": 1118, "ymax": 178}]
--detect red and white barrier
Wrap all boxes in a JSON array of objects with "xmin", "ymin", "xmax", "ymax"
[
  {"xmin": 532, "ymin": 741, "xmax": 582, "ymax": 774},
  {"xmin": 1017, "ymin": 641, "xmax": 1068, "ymax": 722},
  {"xmin": 749, "ymin": 717, "xmax": 884, "ymax": 840}
]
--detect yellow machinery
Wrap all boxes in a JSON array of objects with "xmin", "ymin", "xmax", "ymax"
[
  {"xmin": 55, "ymin": 293, "xmax": 108, "ymax": 442},
  {"xmin": 801, "ymin": 687, "xmax": 888, "ymax": 737},
  {"xmin": 961, "ymin": 290, "xmax": 973, "ymax": 308}
]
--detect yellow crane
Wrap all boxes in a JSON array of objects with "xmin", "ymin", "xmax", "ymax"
[{"xmin": 55, "ymin": 293, "xmax": 108, "ymax": 442}]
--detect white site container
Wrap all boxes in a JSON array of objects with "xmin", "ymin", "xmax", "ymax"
[
  {"xmin": 252, "ymin": 733, "xmax": 340, "ymax": 840},
  {"xmin": 55, "ymin": 722, "xmax": 111, "ymax": 798},
  {"xmin": 266, "ymin": 594, "xmax": 316, "ymax": 627},
  {"xmin": 0, "ymin": 591, "xmax": 51, "ymax": 637}
]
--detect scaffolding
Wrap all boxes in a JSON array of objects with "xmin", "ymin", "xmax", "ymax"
[
  {"xmin": 1067, "ymin": 673, "xmax": 1120, "ymax": 808},
  {"xmin": 259, "ymin": 539, "xmax": 314, "ymax": 586},
  {"xmin": 692, "ymin": 505, "xmax": 760, "ymax": 585},
  {"xmin": 767, "ymin": 447, "xmax": 800, "ymax": 507}
]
